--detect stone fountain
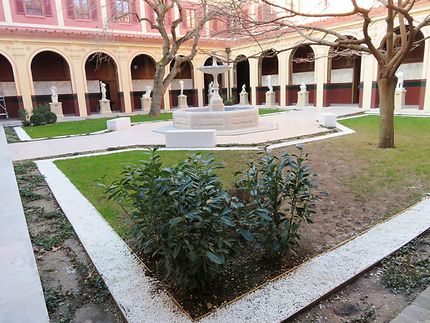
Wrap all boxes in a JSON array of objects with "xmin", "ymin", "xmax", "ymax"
[{"xmin": 172, "ymin": 53, "xmax": 259, "ymax": 131}]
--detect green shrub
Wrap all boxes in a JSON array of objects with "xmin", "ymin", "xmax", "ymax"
[
  {"xmin": 104, "ymin": 148, "xmax": 240, "ymax": 290},
  {"xmin": 30, "ymin": 113, "xmax": 46, "ymax": 126},
  {"xmin": 224, "ymin": 98, "xmax": 234, "ymax": 106},
  {"xmin": 45, "ymin": 111, "xmax": 57, "ymax": 124},
  {"xmin": 33, "ymin": 105, "xmax": 50, "ymax": 114},
  {"xmin": 235, "ymin": 146, "xmax": 317, "ymax": 256}
]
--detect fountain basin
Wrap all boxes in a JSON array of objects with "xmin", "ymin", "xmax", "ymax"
[{"xmin": 173, "ymin": 106, "xmax": 259, "ymax": 130}]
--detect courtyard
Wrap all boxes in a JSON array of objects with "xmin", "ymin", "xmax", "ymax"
[{"xmin": 2, "ymin": 0, "xmax": 430, "ymax": 322}]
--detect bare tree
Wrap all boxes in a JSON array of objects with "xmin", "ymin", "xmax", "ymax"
[
  {"xmin": 235, "ymin": 0, "xmax": 430, "ymax": 148},
  {"xmin": 116, "ymin": 0, "xmax": 218, "ymax": 116}
]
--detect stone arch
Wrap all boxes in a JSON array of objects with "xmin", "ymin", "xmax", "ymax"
[
  {"xmin": 0, "ymin": 52, "xmax": 20, "ymax": 118},
  {"xmin": 130, "ymin": 53, "xmax": 156, "ymax": 111},
  {"xmin": 325, "ymin": 36, "xmax": 362, "ymax": 105},
  {"xmin": 234, "ymin": 54, "xmax": 250, "ymax": 104},
  {"xmin": 287, "ymin": 44, "xmax": 315, "ymax": 106},
  {"xmin": 30, "ymin": 50, "xmax": 78, "ymax": 115},
  {"xmin": 84, "ymin": 51, "xmax": 122, "ymax": 114},
  {"xmin": 169, "ymin": 58, "xmax": 197, "ymax": 107}
]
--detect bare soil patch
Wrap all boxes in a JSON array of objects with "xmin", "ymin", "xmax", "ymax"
[{"xmin": 14, "ymin": 161, "xmax": 124, "ymax": 323}]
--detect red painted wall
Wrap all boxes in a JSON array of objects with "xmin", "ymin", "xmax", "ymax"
[
  {"xmin": 0, "ymin": 2, "xmax": 5, "ymax": 21},
  {"xmin": 62, "ymin": 0, "xmax": 102, "ymax": 28}
]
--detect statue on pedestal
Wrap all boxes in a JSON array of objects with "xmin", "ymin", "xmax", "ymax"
[
  {"xmin": 100, "ymin": 81, "xmax": 107, "ymax": 100},
  {"xmin": 179, "ymin": 80, "xmax": 184, "ymax": 96},
  {"xmin": 300, "ymin": 82, "xmax": 307, "ymax": 92},
  {"xmin": 50, "ymin": 86, "xmax": 58, "ymax": 103},
  {"xmin": 266, "ymin": 75, "xmax": 273, "ymax": 93},
  {"xmin": 396, "ymin": 72, "xmax": 405, "ymax": 91},
  {"xmin": 240, "ymin": 84, "xmax": 247, "ymax": 94},
  {"xmin": 143, "ymin": 86, "xmax": 152, "ymax": 98}
]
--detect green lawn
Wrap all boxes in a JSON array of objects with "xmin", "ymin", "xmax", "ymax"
[
  {"xmin": 259, "ymin": 107, "xmax": 286, "ymax": 115},
  {"xmin": 55, "ymin": 116, "xmax": 430, "ymax": 239},
  {"xmin": 55, "ymin": 150, "xmax": 258, "ymax": 238},
  {"xmin": 23, "ymin": 108, "xmax": 284, "ymax": 139},
  {"xmin": 336, "ymin": 116, "xmax": 430, "ymax": 203},
  {"xmin": 23, "ymin": 113, "xmax": 173, "ymax": 139}
]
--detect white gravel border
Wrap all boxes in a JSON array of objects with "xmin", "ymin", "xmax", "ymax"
[
  {"xmin": 13, "ymin": 126, "xmax": 32, "ymax": 141},
  {"xmin": 37, "ymin": 155, "xmax": 430, "ymax": 323}
]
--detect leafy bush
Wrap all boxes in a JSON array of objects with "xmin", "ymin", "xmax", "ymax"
[
  {"xmin": 235, "ymin": 146, "xmax": 317, "ymax": 256},
  {"xmin": 33, "ymin": 105, "xmax": 50, "ymax": 114},
  {"xmin": 45, "ymin": 111, "xmax": 57, "ymax": 124},
  {"xmin": 30, "ymin": 113, "xmax": 46, "ymax": 126},
  {"xmin": 105, "ymin": 149, "xmax": 240, "ymax": 290},
  {"xmin": 223, "ymin": 98, "xmax": 234, "ymax": 106},
  {"xmin": 29, "ymin": 105, "xmax": 58, "ymax": 126}
]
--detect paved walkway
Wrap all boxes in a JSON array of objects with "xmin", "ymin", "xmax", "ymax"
[
  {"xmin": 9, "ymin": 106, "xmax": 360, "ymax": 161},
  {"xmin": 0, "ymin": 126, "xmax": 49, "ymax": 322},
  {"xmin": 392, "ymin": 286, "xmax": 430, "ymax": 323}
]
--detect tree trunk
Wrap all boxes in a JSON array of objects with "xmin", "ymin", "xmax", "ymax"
[
  {"xmin": 377, "ymin": 76, "xmax": 396, "ymax": 148},
  {"xmin": 150, "ymin": 64, "xmax": 167, "ymax": 117}
]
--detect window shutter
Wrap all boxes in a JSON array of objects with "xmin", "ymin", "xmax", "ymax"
[
  {"xmin": 131, "ymin": 0, "xmax": 138, "ymax": 23},
  {"xmin": 146, "ymin": 5, "xmax": 155, "ymax": 26},
  {"xmin": 165, "ymin": 10, "xmax": 172, "ymax": 28},
  {"xmin": 90, "ymin": 0, "xmax": 98, "ymax": 20},
  {"xmin": 15, "ymin": 0, "xmax": 25, "ymax": 14},
  {"xmin": 110, "ymin": 0, "xmax": 117, "ymax": 19},
  {"xmin": 43, "ymin": 0, "xmax": 53, "ymax": 16},
  {"xmin": 66, "ymin": 0, "xmax": 74, "ymax": 18}
]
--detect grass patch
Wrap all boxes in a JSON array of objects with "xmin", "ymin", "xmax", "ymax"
[
  {"xmin": 23, "ymin": 113, "xmax": 173, "ymax": 139},
  {"xmin": 337, "ymin": 116, "xmax": 430, "ymax": 204},
  {"xmin": 55, "ymin": 150, "xmax": 258, "ymax": 238},
  {"xmin": 259, "ymin": 107, "xmax": 286, "ymax": 115}
]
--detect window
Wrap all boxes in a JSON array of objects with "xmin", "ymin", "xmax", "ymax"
[
  {"xmin": 66, "ymin": 0, "xmax": 97, "ymax": 20},
  {"xmin": 185, "ymin": 9, "xmax": 195, "ymax": 29},
  {"xmin": 115, "ymin": 0, "xmax": 130, "ymax": 22},
  {"xmin": 74, "ymin": 0, "xmax": 90, "ymax": 19},
  {"xmin": 16, "ymin": 0, "xmax": 52, "ymax": 16},
  {"xmin": 25, "ymin": 0, "xmax": 43, "ymax": 15}
]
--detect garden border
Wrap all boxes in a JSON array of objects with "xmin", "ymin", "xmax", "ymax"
[{"xmin": 37, "ymin": 151, "xmax": 430, "ymax": 323}]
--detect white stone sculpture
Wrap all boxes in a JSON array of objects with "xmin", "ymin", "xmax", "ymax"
[
  {"xmin": 240, "ymin": 84, "xmax": 247, "ymax": 94},
  {"xmin": 179, "ymin": 80, "xmax": 184, "ymax": 96},
  {"xmin": 300, "ymin": 82, "xmax": 307, "ymax": 92},
  {"xmin": 266, "ymin": 75, "xmax": 273, "ymax": 93},
  {"xmin": 100, "ymin": 81, "xmax": 107, "ymax": 101},
  {"xmin": 50, "ymin": 86, "xmax": 58, "ymax": 103},
  {"xmin": 208, "ymin": 81, "xmax": 214, "ymax": 95},
  {"xmin": 143, "ymin": 86, "xmax": 152, "ymax": 98},
  {"xmin": 396, "ymin": 72, "xmax": 405, "ymax": 91},
  {"xmin": 239, "ymin": 84, "xmax": 249, "ymax": 105}
]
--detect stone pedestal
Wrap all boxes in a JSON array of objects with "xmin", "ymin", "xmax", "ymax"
[
  {"xmin": 265, "ymin": 91, "xmax": 276, "ymax": 107},
  {"xmin": 395, "ymin": 89, "xmax": 406, "ymax": 111},
  {"xmin": 297, "ymin": 91, "xmax": 309, "ymax": 107},
  {"xmin": 177, "ymin": 95, "xmax": 188, "ymax": 109},
  {"xmin": 141, "ymin": 97, "xmax": 151, "ymax": 112},
  {"xmin": 49, "ymin": 102, "xmax": 64, "ymax": 119},
  {"xmin": 99, "ymin": 99, "xmax": 112, "ymax": 115},
  {"xmin": 208, "ymin": 94, "xmax": 213, "ymax": 105},
  {"xmin": 239, "ymin": 92, "xmax": 249, "ymax": 105}
]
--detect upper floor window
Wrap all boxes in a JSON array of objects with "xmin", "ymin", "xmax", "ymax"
[
  {"xmin": 113, "ymin": 0, "xmax": 131, "ymax": 22},
  {"xmin": 16, "ymin": 0, "xmax": 52, "ymax": 16},
  {"xmin": 184, "ymin": 9, "xmax": 195, "ymax": 29},
  {"xmin": 66, "ymin": 0, "xmax": 97, "ymax": 20}
]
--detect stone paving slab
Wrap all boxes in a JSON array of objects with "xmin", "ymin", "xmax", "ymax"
[
  {"xmin": 37, "ymin": 153, "xmax": 430, "ymax": 323},
  {"xmin": 0, "ymin": 126, "xmax": 49, "ymax": 323},
  {"xmin": 391, "ymin": 286, "xmax": 430, "ymax": 323}
]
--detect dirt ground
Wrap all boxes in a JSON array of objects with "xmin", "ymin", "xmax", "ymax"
[
  {"xmin": 14, "ymin": 161, "xmax": 124, "ymax": 323},
  {"xmin": 289, "ymin": 230, "xmax": 430, "ymax": 323}
]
